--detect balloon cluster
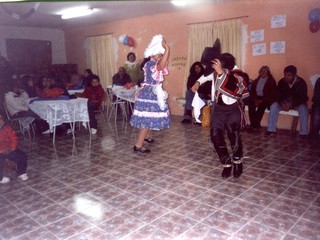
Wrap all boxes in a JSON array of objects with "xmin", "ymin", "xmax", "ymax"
[
  {"xmin": 308, "ymin": 8, "xmax": 320, "ymax": 33},
  {"xmin": 118, "ymin": 35, "xmax": 135, "ymax": 47}
]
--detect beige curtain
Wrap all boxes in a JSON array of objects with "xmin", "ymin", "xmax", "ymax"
[
  {"xmin": 184, "ymin": 19, "xmax": 242, "ymax": 94},
  {"xmin": 86, "ymin": 34, "xmax": 116, "ymax": 88}
]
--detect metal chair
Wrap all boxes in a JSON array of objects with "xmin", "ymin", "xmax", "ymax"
[
  {"xmin": 106, "ymin": 88, "xmax": 128, "ymax": 123},
  {"xmin": 94, "ymin": 92, "xmax": 108, "ymax": 125},
  {"xmin": 2, "ymin": 102, "xmax": 35, "ymax": 138}
]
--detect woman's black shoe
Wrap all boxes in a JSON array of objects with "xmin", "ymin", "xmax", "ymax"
[
  {"xmin": 144, "ymin": 138, "xmax": 155, "ymax": 143},
  {"xmin": 133, "ymin": 146, "xmax": 151, "ymax": 153}
]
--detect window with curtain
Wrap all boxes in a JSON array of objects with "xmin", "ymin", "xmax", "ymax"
[
  {"xmin": 184, "ymin": 18, "xmax": 243, "ymax": 94},
  {"xmin": 85, "ymin": 34, "xmax": 116, "ymax": 88}
]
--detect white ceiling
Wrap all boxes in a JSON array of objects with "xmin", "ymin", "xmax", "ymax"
[{"xmin": 0, "ymin": 0, "xmax": 220, "ymax": 29}]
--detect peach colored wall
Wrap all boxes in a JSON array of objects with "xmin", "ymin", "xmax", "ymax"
[{"xmin": 65, "ymin": 0, "xmax": 320, "ymax": 130}]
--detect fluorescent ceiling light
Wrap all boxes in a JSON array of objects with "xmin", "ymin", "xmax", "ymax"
[
  {"xmin": 58, "ymin": 6, "xmax": 96, "ymax": 19},
  {"xmin": 171, "ymin": 0, "xmax": 192, "ymax": 7}
]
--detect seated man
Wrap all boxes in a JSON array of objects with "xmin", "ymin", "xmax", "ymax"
[
  {"xmin": 0, "ymin": 112, "xmax": 28, "ymax": 184},
  {"xmin": 309, "ymin": 77, "xmax": 320, "ymax": 144},
  {"xmin": 266, "ymin": 65, "xmax": 309, "ymax": 138},
  {"xmin": 181, "ymin": 61, "xmax": 212, "ymax": 124},
  {"xmin": 112, "ymin": 67, "xmax": 132, "ymax": 86},
  {"xmin": 80, "ymin": 75, "xmax": 104, "ymax": 135}
]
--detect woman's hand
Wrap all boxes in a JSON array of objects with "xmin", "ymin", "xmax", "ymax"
[
  {"xmin": 191, "ymin": 81, "xmax": 200, "ymax": 93},
  {"xmin": 157, "ymin": 38, "xmax": 170, "ymax": 71},
  {"xmin": 162, "ymin": 39, "xmax": 169, "ymax": 50},
  {"xmin": 211, "ymin": 59, "xmax": 223, "ymax": 75}
]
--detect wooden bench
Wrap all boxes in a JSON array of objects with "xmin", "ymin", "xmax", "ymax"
[
  {"xmin": 177, "ymin": 98, "xmax": 300, "ymax": 134},
  {"xmin": 244, "ymin": 105, "xmax": 299, "ymax": 135}
]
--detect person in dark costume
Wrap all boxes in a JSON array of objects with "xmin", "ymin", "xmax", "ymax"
[{"xmin": 192, "ymin": 52, "xmax": 249, "ymax": 178}]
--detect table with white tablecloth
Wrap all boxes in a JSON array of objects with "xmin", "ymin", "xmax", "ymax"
[
  {"xmin": 27, "ymin": 97, "xmax": 89, "ymax": 131},
  {"xmin": 111, "ymin": 86, "xmax": 141, "ymax": 103}
]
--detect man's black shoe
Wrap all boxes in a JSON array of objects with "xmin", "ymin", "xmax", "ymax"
[
  {"xmin": 265, "ymin": 131, "xmax": 276, "ymax": 136},
  {"xmin": 193, "ymin": 122, "xmax": 202, "ymax": 126},
  {"xmin": 221, "ymin": 167, "xmax": 232, "ymax": 178},
  {"xmin": 233, "ymin": 162, "xmax": 243, "ymax": 178},
  {"xmin": 299, "ymin": 134, "xmax": 308, "ymax": 141}
]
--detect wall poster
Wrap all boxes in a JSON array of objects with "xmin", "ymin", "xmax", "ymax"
[
  {"xmin": 252, "ymin": 43, "xmax": 266, "ymax": 56},
  {"xmin": 270, "ymin": 41, "xmax": 286, "ymax": 54}
]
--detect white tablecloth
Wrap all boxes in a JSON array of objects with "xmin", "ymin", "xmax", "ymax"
[
  {"xmin": 111, "ymin": 86, "xmax": 141, "ymax": 103},
  {"xmin": 28, "ymin": 97, "xmax": 89, "ymax": 131}
]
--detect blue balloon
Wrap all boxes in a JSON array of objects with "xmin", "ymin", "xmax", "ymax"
[
  {"xmin": 123, "ymin": 36, "xmax": 129, "ymax": 46},
  {"xmin": 308, "ymin": 8, "xmax": 320, "ymax": 22}
]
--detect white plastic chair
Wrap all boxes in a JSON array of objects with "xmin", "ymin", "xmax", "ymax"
[{"xmin": 3, "ymin": 102, "xmax": 35, "ymax": 139}]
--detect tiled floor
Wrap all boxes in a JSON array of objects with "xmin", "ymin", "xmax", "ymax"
[{"xmin": 1, "ymin": 115, "xmax": 319, "ymax": 240}]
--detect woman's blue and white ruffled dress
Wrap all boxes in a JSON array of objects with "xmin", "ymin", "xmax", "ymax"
[{"xmin": 130, "ymin": 59, "xmax": 171, "ymax": 130}]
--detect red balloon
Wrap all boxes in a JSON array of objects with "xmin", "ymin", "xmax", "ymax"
[
  {"xmin": 310, "ymin": 20, "xmax": 320, "ymax": 33},
  {"xmin": 128, "ymin": 37, "xmax": 135, "ymax": 47}
]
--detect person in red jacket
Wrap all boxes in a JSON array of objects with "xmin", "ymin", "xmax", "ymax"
[
  {"xmin": 80, "ymin": 75, "xmax": 105, "ymax": 134},
  {"xmin": 0, "ymin": 112, "xmax": 28, "ymax": 184}
]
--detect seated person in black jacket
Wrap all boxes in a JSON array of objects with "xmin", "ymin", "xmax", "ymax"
[
  {"xmin": 112, "ymin": 67, "xmax": 132, "ymax": 86},
  {"xmin": 309, "ymin": 77, "xmax": 320, "ymax": 144},
  {"xmin": 266, "ymin": 65, "xmax": 309, "ymax": 138}
]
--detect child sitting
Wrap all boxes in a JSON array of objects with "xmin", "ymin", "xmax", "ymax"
[{"xmin": 0, "ymin": 112, "xmax": 28, "ymax": 184}]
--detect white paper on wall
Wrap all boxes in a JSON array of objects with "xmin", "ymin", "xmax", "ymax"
[
  {"xmin": 250, "ymin": 29, "xmax": 264, "ymax": 43},
  {"xmin": 270, "ymin": 41, "xmax": 286, "ymax": 54},
  {"xmin": 271, "ymin": 14, "xmax": 286, "ymax": 28},
  {"xmin": 252, "ymin": 43, "xmax": 266, "ymax": 56}
]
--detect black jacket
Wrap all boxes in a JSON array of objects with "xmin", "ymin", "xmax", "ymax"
[
  {"xmin": 277, "ymin": 76, "xmax": 308, "ymax": 107},
  {"xmin": 312, "ymin": 78, "xmax": 320, "ymax": 105}
]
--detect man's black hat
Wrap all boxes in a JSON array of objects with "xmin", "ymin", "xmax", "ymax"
[{"xmin": 200, "ymin": 38, "xmax": 221, "ymax": 76}]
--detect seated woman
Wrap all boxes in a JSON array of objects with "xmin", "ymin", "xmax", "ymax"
[
  {"xmin": 80, "ymin": 75, "xmax": 104, "ymax": 135},
  {"xmin": 83, "ymin": 69, "xmax": 94, "ymax": 87},
  {"xmin": 181, "ymin": 61, "xmax": 211, "ymax": 124},
  {"xmin": 21, "ymin": 75, "xmax": 37, "ymax": 98},
  {"xmin": 124, "ymin": 52, "xmax": 144, "ymax": 86},
  {"xmin": 248, "ymin": 66, "xmax": 277, "ymax": 130}
]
